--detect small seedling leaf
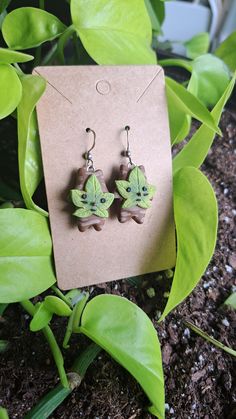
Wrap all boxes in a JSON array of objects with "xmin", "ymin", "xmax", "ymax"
[
  {"xmin": 44, "ymin": 296, "xmax": 72, "ymax": 317},
  {"xmin": 30, "ymin": 302, "xmax": 53, "ymax": 332}
]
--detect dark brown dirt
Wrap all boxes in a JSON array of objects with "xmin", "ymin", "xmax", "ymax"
[{"xmin": 0, "ymin": 111, "xmax": 235, "ymax": 418}]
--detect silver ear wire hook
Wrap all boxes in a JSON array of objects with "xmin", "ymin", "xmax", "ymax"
[
  {"xmin": 85, "ymin": 128, "xmax": 96, "ymax": 171},
  {"xmin": 125, "ymin": 125, "xmax": 134, "ymax": 166}
]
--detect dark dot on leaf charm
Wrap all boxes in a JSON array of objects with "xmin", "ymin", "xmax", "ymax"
[
  {"xmin": 126, "ymin": 187, "xmax": 131, "ymax": 192},
  {"xmin": 100, "ymin": 198, "xmax": 106, "ymax": 203},
  {"xmin": 91, "ymin": 208, "xmax": 96, "ymax": 212},
  {"xmin": 81, "ymin": 201, "xmax": 88, "ymax": 204},
  {"xmin": 82, "ymin": 194, "xmax": 87, "ymax": 199},
  {"xmin": 136, "ymin": 198, "xmax": 141, "ymax": 202},
  {"xmin": 142, "ymin": 186, "xmax": 147, "ymax": 191},
  {"xmin": 90, "ymin": 202, "xmax": 96, "ymax": 206},
  {"xmin": 137, "ymin": 192, "xmax": 141, "ymax": 197},
  {"xmin": 143, "ymin": 193, "xmax": 148, "ymax": 196}
]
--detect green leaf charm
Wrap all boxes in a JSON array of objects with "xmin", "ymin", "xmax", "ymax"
[
  {"xmin": 116, "ymin": 166, "xmax": 155, "ymax": 209},
  {"xmin": 70, "ymin": 174, "xmax": 114, "ymax": 218}
]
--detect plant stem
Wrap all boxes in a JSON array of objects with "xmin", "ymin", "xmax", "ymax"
[
  {"xmin": 73, "ymin": 32, "xmax": 80, "ymax": 63},
  {"xmin": 13, "ymin": 63, "xmax": 24, "ymax": 76},
  {"xmin": 24, "ymin": 343, "xmax": 101, "ymax": 419},
  {"xmin": 57, "ymin": 25, "xmax": 75, "ymax": 64},
  {"xmin": 158, "ymin": 58, "xmax": 192, "ymax": 73},
  {"xmin": 39, "ymin": 0, "xmax": 45, "ymax": 8},
  {"xmin": 51, "ymin": 285, "xmax": 73, "ymax": 308},
  {"xmin": 184, "ymin": 320, "xmax": 236, "ymax": 357},
  {"xmin": 21, "ymin": 300, "xmax": 69, "ymax": 388}
]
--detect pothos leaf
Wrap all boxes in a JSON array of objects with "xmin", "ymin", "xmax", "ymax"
[
  {"xmin": 30, "ymin": 302, "xmax": 53, "ymax": 332},
  {"xmin": 71, "ymin": 175, "xmax": 114, "ymax": 218},
  {"xmin": 0, "ymin": 47, "xmax": 34, "ymax": 64},
  {"xmin": 116, "ymin": 166, "xmax": 156, "ymax": 209}
]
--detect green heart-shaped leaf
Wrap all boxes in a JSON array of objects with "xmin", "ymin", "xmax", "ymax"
[
  {"xmin": 0, "ymin": 209, "xmax": 56, "ymax": 303},
  {"xmin": 79, "ymin": 295, "xmax": 164, "ymax": 418},
  {"xmin": 71, "ymin": 0, "xmax": 156, "ymax": 65},
  {"xmin": 30, "ymin": 302, "xmax": 53, "ymax": 332},
  {"xmin": 188, "ymin": 54, "xmax": 231, "ymax": 108},
  {"xmin": 2, "ymin": 7, "xmax": 66, "ymax": 49},
  {"xmin": 44, "ymin": 296, "xmax": 72, "ymax": 317},
  {"xmin": 0, "ymin": 47, "xmax": 33, "ymax": 63},
  {"xmin": 0, "ymin": 63, "xmax": 22, "ymax": 120}
]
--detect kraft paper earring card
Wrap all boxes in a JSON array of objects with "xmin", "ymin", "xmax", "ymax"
[{"xmin": 35, "ymin": 65, "xmax": 176, "ymax": 290}]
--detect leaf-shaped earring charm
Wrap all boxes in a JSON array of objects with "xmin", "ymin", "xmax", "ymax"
[
  {"xmin": 115, "ymin": 126, "xmax": 156, "ymax": 224},
  {"xmin": 70, "ymin": 128, "xmax": 114, "ymax": 232}
]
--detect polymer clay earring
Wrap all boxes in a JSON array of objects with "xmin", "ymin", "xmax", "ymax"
[
  {"xmin": 115, "ymin": 126, "xmax": 156, "ymax": 224},
  {"xmin": 70, "ymin": 128, "xmax": 114, "ymax": 232}
]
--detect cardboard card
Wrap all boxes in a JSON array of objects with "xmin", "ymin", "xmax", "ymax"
[{"xmin": 35, "ymin": 65, "xmax": 176, "ymax": 290}]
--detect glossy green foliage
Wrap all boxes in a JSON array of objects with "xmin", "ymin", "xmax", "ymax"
[
  {"xmin": 166, "ymin": 77, "xmax": 221, "ymax": 145},
  {"xmin": 80, "ymin": 295, "xmax": 164, "ymax": 418},
  {"xmin": 71, "ymin": 0, "xmax": 156, "ymax": 64},
  {"xmin": 17, "ymin": 75, "xmax": 47, "ymax": 215},
  {"xmin": 173, "ymin": 75, "xmax": 235, "ymax": 172},
  {"xmin": 188, "ymin": 54, "xmax": 231, "ymax": 108},
  {"xmin": 0, "ymin": 407, "xmax": 9, "ymax": 419},
  {"xmin": 0, "ymin": 209, "xmax": 55, "ymax": 303},
  {"xmin": 184, "ymin": 32, "xmax": 210, "ymax": 59},
  {"xmin": 0, "ymin": 48, "xmax": 33, "ymax": 64},
  {"xmin": 215, "ymin": 31, "xmax": 236, "ymax": 72},
  {"xmin": 30, "ymin": 296, "xmax": 73, "ymax": 332},
  {"xmin": 224, "ymin": 293, "xmax": 236, "ymax": 309},
  {"xmin": 160, "ymin": 167, "xmax": 218, "ymax": 320},
  {"xmin": 30, "ymin": 302, "xmax": 53, "ymax": 332},
  {"xmin": 2, "ymin": 7, "xmax": 66, "ymax": 49},
  {"xmin": 71, "ymin": 175, "xmax": 114, "ymax": 218},
  {"xmin": 116, "ymin": 166, "xmax": 155, "ymax": 209},
  {"xmin": 0, "ymin": 64, "xmax": 22, "ymax": 119},
  {"xmin": 44, "ymin": 296, "xmax": 72, "ymax": 317}
]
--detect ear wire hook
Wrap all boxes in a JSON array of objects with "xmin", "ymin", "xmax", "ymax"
[
  {"xmin": 125, "ymin": 125, "xmax": 134, "ymax": 166},
  {"xmin": 85, "ymin": 127, "xmax": 96, "ymax": 171}
]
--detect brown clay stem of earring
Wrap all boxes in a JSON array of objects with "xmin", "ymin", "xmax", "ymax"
[
  {"xmin": 118, "ymin": 164, "xmax": 146, "ymax": 224},
  {"xmin": 75, "ymin": 167, "xmax": 108, "ymax": 232}
]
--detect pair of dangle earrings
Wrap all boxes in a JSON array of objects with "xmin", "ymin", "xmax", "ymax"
[{"xmin": 70, "ymin": 126, "xmax": 156, "ymax": 232}]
